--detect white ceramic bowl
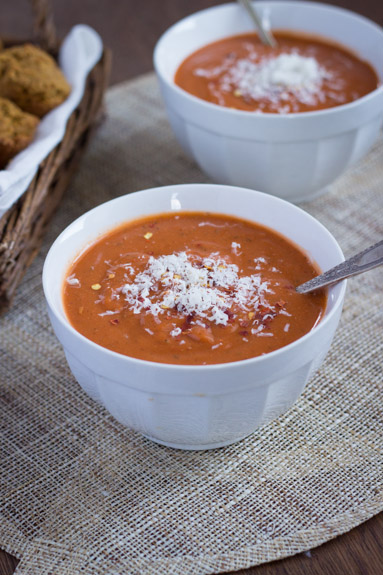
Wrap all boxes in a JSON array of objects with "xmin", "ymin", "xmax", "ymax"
[
  {"xmin": 154, "ymin": 1, "xmax": 383, "ymax": 203},
  {"xmin": 43, "ymin": 184, "xmax": 346, "ymax": 450}
]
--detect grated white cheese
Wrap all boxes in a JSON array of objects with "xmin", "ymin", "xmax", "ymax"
[
  {"xmin": 251, "ymin": 324, "xmax": 264, "ymax": 336},
  {"xmin": 279, "ymin": 309, "xmax": 292, "ymax": 317},
  {"xmin": 198, "ymin": 221, "xmax": 230, "ymax": 228},
  {"xmin": 231, "ymin": 241, "xmax": 241, "ymax": 256},
  {"xmin": 98, "ymin": 310, "xmax": 119, "ymax": 317},
  {"xmin": 66, "ymin": 274, "xmax": 80, "ymax": 286},
  {"xmin": 121, "ymin": 251, "xmax": 274, "ymax": 326},
  {"xmin": 170, "ymin": 327, "xmax": 182, "ymax": 338},
  {"xmin": 195, "ymin": 50, "xmax": 335, "ymax": 113},
  {"xmin": 212, "ymin": 342, "xmax": 223, "ymax": 350}
]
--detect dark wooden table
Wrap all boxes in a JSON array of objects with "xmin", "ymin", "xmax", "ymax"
[{"xmin": 1, "ymin": 1, "xmax": 382, "ymax": 573}]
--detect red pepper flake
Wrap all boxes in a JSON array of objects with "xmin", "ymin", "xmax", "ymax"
[
  {"xmin": 225, "ymin": 309, "xmax": 235, "ymax": 322},
  {"xmin": 110, "ymin": 318, "xmax": 119, "ymax": 325},
  {"xmin": 239, "ymin": 330, "xmax": 249, "ymax": 337},
  {"xmin": 262, "ymin": 315, "xmax": 274, "ymax": 327},
  {"xmin": 276, "ymin": 299, "xmax": 286, "ymax": 308},
  {"xmin": 181, "ymin": 312, "xmax": 195, "ymax": 331},
  {"xmin": 260, "ymin": 306, "xmax": 272, "ymax": 315}
]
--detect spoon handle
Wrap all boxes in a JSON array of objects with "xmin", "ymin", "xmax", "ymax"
[
  {"xmin": 238, "ymin": 0, "xmax": 277, "ymax": 48},
  {"xmin": 296, "ymin": 239, "xmax": 383, "ymax": 294}
]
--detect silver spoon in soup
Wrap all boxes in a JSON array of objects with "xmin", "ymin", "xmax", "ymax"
[
  {"xmin": 296, "ymin": 239, "xmax": 383, "ymax": 293},
  {"xmin": 237, "ymin": 0, "xmax": 278, "ymax": 48}
]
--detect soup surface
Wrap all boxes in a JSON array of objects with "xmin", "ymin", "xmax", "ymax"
[
  {"xmin": 63, "ymin": 212, "xmax": 327, "ymax": 365},
  {"xmin": 175, "ymin": 31, "xmax": 378, "ymax": 113}
]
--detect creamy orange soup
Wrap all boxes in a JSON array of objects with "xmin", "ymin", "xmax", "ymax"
[
  {"xmin": 63, "ymin": 212, "xmax": 326, "ymax": 364},
  {"xmin": 175, "ymin": 31, "xmax": 378, "ymax": 113},
  {"xmin": 63, "ymin": 212, "xmax": 327, "ymax": 365}
]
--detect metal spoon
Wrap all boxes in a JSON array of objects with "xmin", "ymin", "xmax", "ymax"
[
  {"xmin": 296, "ymin": 239, "xmax": 383, "ymax": 294},
  {"xmin": 238, "ymin": 0, "xmax": 278, "ymax": 48}
]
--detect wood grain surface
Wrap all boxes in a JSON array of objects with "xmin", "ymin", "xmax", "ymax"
[{"xmin": 0, "ymin": 1, "xmax": 382, "ymax": 573}]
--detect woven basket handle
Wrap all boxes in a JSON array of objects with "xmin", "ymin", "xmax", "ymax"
[{"xmin": 31, "ymin": 0, "xmax": 57, "ymax": 52}]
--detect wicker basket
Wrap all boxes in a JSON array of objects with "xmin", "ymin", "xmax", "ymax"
[{"xmin": 0, "ymin": 0, "xmax": 111, "ymax": 313}]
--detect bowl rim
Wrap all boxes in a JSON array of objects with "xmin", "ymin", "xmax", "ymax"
[
  {"xmin": 43, "ymin": 183, "xmax": 347, "ymax": 372},
  {"xmin": 153, "ymin": 0, "xmax": 383, "ymax": 121}
]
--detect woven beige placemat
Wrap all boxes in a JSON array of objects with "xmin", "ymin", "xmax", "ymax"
[{"xmin": 1, "ymin": 73, "xmax": 383, "ymax": 575}]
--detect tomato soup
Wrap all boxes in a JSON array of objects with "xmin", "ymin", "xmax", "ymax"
[
  {"xmin": 175, "ymin": 32, "xmax": 379, "ymax": 113},
  {"xmin": 63, "ymin": 212, "xmax": 327, "ymax": 365}
]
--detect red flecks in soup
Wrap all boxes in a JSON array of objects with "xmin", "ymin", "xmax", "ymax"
[{"xmin": 63, "ymin": 212, "xmax": 327, "ymax": 365}]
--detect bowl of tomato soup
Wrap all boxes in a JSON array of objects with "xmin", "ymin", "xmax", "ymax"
[
  {"xmin": 154, "ymin": 2, "xmax": 383, "ymax": 202},
  {"xmin": 43, "ymin": 184, "xmax": 346, "ymax": 450}
]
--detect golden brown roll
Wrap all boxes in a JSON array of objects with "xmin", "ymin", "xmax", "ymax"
[
  {"xmin": 0, "ymin": 44, "xmax": 71, "ymax": 118},
  {"xmin": 0, "ymin": 97, "xmax": 39, "ymax": 169}
]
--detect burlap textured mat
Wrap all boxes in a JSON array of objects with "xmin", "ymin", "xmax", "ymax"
[{"xmin": 1, "ymin": 73, "xmax": 382, "ymax": 575}]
